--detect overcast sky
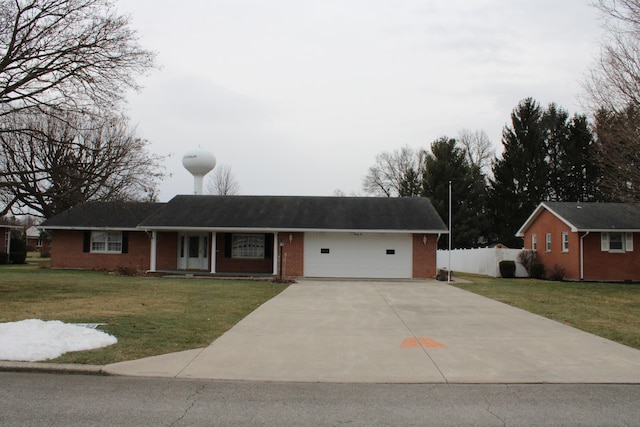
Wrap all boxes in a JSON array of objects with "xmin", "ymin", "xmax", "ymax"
[{"xmin": 117, "ymin": 0, "xmax": 604, "ymax": 201}]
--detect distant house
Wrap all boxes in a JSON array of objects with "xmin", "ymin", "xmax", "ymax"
[
  {"xmin": 25, "ymin": 226, "xmax": 51, "ymax": 254},
  {"xmin": 41, "ymin": 195, "xmax": 448, "ymax": 279},
  {"xmin": 516, "ymin": 202, "xmax": 640, "ymax": 281}
]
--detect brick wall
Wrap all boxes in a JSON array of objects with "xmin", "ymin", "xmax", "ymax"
[
  {"xmin": 155, "ymin": 231, "xmax": 178, "ymax": 270},
  {"xmin": 214, "ymin": 232, "xmax": 274, "ymax": 274},
  {"xmin": 50, "ymin": 230, "xmax": 150, "ymax": 271},
  {"xmin": 277, "ymin": 232, "xmax": 304, "ymax": 278},
  {"xmin": 412, "ymin": 233, "xmax": 438, "ymax": 279},
  {"xmin": 582, "ymin": 232, "xmax": 640, "ymax": 281},
  {"xmin": 522, "ymin": 209, "xmax": 580, "ymax": 280}
]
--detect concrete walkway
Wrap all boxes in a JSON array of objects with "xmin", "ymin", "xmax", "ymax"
[{"xmin": 104, "ymin": 280, "xmax": 640, "ymax": 383}]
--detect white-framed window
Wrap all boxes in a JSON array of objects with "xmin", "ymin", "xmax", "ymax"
[
  {"xmin": 531, "ymin": 234, "xmax": 537, "ymax": 251},
  {"xmin": 91, "ymin": 231, "xmax": 123, "ymax": 253},
  {"xmin": 562, "ymin": 232, "xmax": 569, "ymax": 253},
  {"xmin": 545, "ymin": 233, "xmax": 552, "ymax": 252},
  {"xmin": 232, "ymin": 234, "xmax": 265, "ymax": 259},
  {"xmin": 601, "ymin": 232, "xmax": 634, "ymax": 253}
]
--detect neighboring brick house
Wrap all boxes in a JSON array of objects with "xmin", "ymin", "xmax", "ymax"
[
  {"xmin": 25, "ymin": 226, "xmax": 51, "ymax": 254},
  {"xmin": 516, "ymin": 202, "xmax": 640, "ymax": 281},
  {"xmin": 41, "ymin": 195, "xmax": 448, "ymax": 279}
]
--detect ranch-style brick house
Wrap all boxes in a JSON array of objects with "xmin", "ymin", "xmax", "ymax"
[
  {"xmin": 41, "ymin": 195, "xmax": 448, "ymax": 279},
  {"xmin": 516, "ymin": 202, "xmax": 640, "ymax": 282}
]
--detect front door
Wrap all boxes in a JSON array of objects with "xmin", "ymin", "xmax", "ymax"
[{"xmin": 178, "ymin": 233, "xmax": 209, "ymax": 270}]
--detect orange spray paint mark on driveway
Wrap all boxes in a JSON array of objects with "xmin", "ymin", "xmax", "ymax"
[{"xmin": 401, "ymin": 337, "xmax": 447, "ymax": 349}]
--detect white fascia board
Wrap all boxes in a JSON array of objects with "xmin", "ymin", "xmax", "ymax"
[
  {"xmin": 138, "ymin": 226, "xmax": 448, "ymax": 234},
  {"xmin": 576, "ymin": 228, "xmax": 640, "ymax": 233},
  {"xmin": 515, "ymin": 203, "xmax": 545, "ymax": 237},
  {"xmin": 515, "ymin": 202, "xmax": 579, "ymax": 236},
  {"xmin": 41, "ymin": 226, "xmax": 141, "ymax": 231}
]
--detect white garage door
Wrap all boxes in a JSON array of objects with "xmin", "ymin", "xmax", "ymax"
[{"xmin": 304, "ymin": 232, "xmax": 412, "ymax": 278}]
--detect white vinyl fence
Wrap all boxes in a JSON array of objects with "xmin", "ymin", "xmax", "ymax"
[{"xmin": 437, "ymin": 247, "xmax": 529, "ymax": 278}]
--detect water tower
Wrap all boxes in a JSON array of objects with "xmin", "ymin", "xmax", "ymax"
[{"xmin": 182, "ymin": 149, "xmax": 216, "ymax": 195}]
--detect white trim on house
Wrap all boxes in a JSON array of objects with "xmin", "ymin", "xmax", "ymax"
[
  {"xmin": 516, "ymin": 202, "xmax": 577, "ymax": 236},
  {"xmin": 138, "ymin": 226, "xmax": 447, "ymax": 235}
]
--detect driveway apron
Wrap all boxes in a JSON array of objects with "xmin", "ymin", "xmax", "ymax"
[{"xmin": 105, "ymin": 280, "xmax": 640, "ymax": 383}]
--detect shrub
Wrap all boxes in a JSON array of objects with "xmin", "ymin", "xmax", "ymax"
[
  {"xmin": 436, "ymin": 269, "xmax": 450, "ymax": 281},
  {"xmin": 517, "ymin": 250, "xmax": 538, "ymax": 277},
  {"xmin": 116, "ymin": 266, "xmax": 140, "ymax": 276},
  {"xmin": 499, "ymin": 260, "xmax": 516, "ymax": 278},
  {"xmin": 548, "ymin": 264, "xmax": 566, "ymax": 281},
  {"xmin": 9, "ymin": 238, "xmax": 27, "ymax": 264},
  {"xmin": 530, "ymin": 263, "xmax": 545, "ymax": 279},
  {"xmin": 0, "ymin": 252, "xmax": 8, "ymax": 264}
]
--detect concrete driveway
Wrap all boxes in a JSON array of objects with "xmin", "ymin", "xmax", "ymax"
[{"xmin": 105, "ymin": 280, "xmax": 640, "ymax": 383}]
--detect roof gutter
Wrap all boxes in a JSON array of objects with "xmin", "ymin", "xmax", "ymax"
[
  {"xmin": 137, "ymin": 226, "xmax": 450, "ymax": 234},
  {"xmin": 580, "ymin": 231, "xmax": 589, "ymax": 281}
]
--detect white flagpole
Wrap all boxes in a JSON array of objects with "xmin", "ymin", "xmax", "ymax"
[{"xmin": 448, "ymin": 180, "xmax": 452, "ymax": 283}]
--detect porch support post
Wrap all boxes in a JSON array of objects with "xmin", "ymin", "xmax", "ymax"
[
  {"xmin": 149, "ymin": 231, "xmax": 157, "ymax": 272},
  {"xmin": 272, "ymin": 232, "xmax": 279, "ymax": 275},
  {"xmin": 211, "ymin": 232, "xmax": 216, "ymax": 273}
]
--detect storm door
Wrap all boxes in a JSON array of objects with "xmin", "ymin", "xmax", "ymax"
[{"xmin": 178, "ymin": 233, "xmax": 209, "ymax": 270}]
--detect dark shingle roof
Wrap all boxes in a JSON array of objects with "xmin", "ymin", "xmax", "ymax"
[
  {"xmin": 522, "ymin": 202, "xmax": 640, "ymax": 233},
  {"xmin": 138, "ymin": 195, "xmax": 448, "ymax": 232},
  {"xmin": 41, "ymin": 201, "xmax": 164, "ymax": 229}
]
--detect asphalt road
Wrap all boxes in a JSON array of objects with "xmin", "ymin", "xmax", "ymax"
[{"xmin": 1, "ymin": 372, "xmax": 639, "ymax": 426}]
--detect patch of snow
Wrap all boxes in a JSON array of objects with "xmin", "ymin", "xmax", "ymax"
[{"xmin": 0, "ymin": 319, "xmax": 117, "ymax": 362}]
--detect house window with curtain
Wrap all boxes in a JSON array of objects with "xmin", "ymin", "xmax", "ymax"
[
  {"xmin": 562, "ymin": 232, "xmax": 569, "ymax": 252},
  {"xmin": 531, "ymin": 234, "xmax": 537, "ymax": 251},
  {"xmin": 545, "ymin": 233, "xmax": 552, "ymax": 252},
  {"xmin": 232, "ymin": 234, "xmax": 265, "ymax": 259},
  {"xmin": 90, "ymin": 231, "xmax": 123, "ymax": 253},
  {"xmin": 601, "ymin": 232, "xmax": 634, "ymax": 253}
]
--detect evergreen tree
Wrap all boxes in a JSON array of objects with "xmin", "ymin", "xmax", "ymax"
[
  {"xmin": 561, "ymin": 114, "xmax": 602, "ymax": 201},
  {"xmin": 489, "ymin": 98, "xmax": 548, "ymax": 247},
  {"xmin": 422, "ymin": 137, "xmax": 489, "ymax": 249}
]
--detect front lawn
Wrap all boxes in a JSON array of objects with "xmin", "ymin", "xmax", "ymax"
[
  {"xmin": 0, "ymin": 265, "xmax": 287, "ymax": 364},
  {"xmin": 450, "ymin": 274, "xmax": 640, "ymax": 350}
]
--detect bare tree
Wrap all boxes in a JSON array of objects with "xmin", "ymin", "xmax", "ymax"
[
  {"xmin": 0, "ymin": 0, "xmax": 156, "ymax": 117},
  {"xmin": 207, "ymin": 163, "xmax": 239, "ymax": 196},
  {"xmin": 581, "ymin": 0, "xmax": 640, "ymax": 202},
  {"xmin": 457, "ymin": 129, "xmax": 494, "ymax": 177},
  {"xmin": 0, "ymin": 109, "xmax": 165, "ymax": 217},
  {"xmin": 362, "ymin": 146, "xmax": 424, "ymax": 197},
  {"xmin": 593, "ymin": 106, "xmax": 640, "ymax": 201},
  {"xmin": 582, "ymin": 0, "xmax": 640, "ymax": 112}
]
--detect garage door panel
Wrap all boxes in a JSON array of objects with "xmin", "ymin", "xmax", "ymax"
[{"xmin": 304, "ymin": 232, "xmax": 412, "ymax": 278}]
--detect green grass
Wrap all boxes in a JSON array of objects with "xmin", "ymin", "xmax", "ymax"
[
  {"xmin": 450, "ymin": 273, "xmax": 640, "ymax": 350},
  {"xmin": 0, "ymin": 264, "xmax": 287, "ymax": 364}
]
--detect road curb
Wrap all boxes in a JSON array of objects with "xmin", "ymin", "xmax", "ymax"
[{"xmin": 0, "ymin": 361, "xmax": 108, "ymax": 376}]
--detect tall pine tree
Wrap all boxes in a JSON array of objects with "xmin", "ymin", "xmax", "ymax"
[
  {"xmin": 422, "ymin": 137, "xmax": 489, "ymax": 249},
  {"xmin": 489, "ymin": 98, "xmax": 548, "ymax": 247}
]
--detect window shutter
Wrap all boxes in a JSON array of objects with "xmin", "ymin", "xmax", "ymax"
[
  {"xmin": 264, "ymin": 233, "xmax": 273, "ymax": 258},
  {"xmin": 224, "ymin": 233, "xmax": 232, "ymax": 258},
  {"xmin": 83, "ymin": 232, "xmax": 91, "ymax": 253},
  {"xmin": 626, "ymin": 233, "xmax": 634, "ymax": 252},
  {"xmin": 122, "ymin": 232, "xmax": 129, "ymax": 254},
  {"xmin": 601, "ymin": 233, "xmax": 609, "ymax": 251}
]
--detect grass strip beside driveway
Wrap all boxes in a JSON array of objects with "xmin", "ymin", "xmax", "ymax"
[
  {"xmin": 0, "ymin": 265, "xmax": 287, "ymax": 365},
  {"xmin": 450, "ymin": 274, "xmax": 640, "ymax": 351}
]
